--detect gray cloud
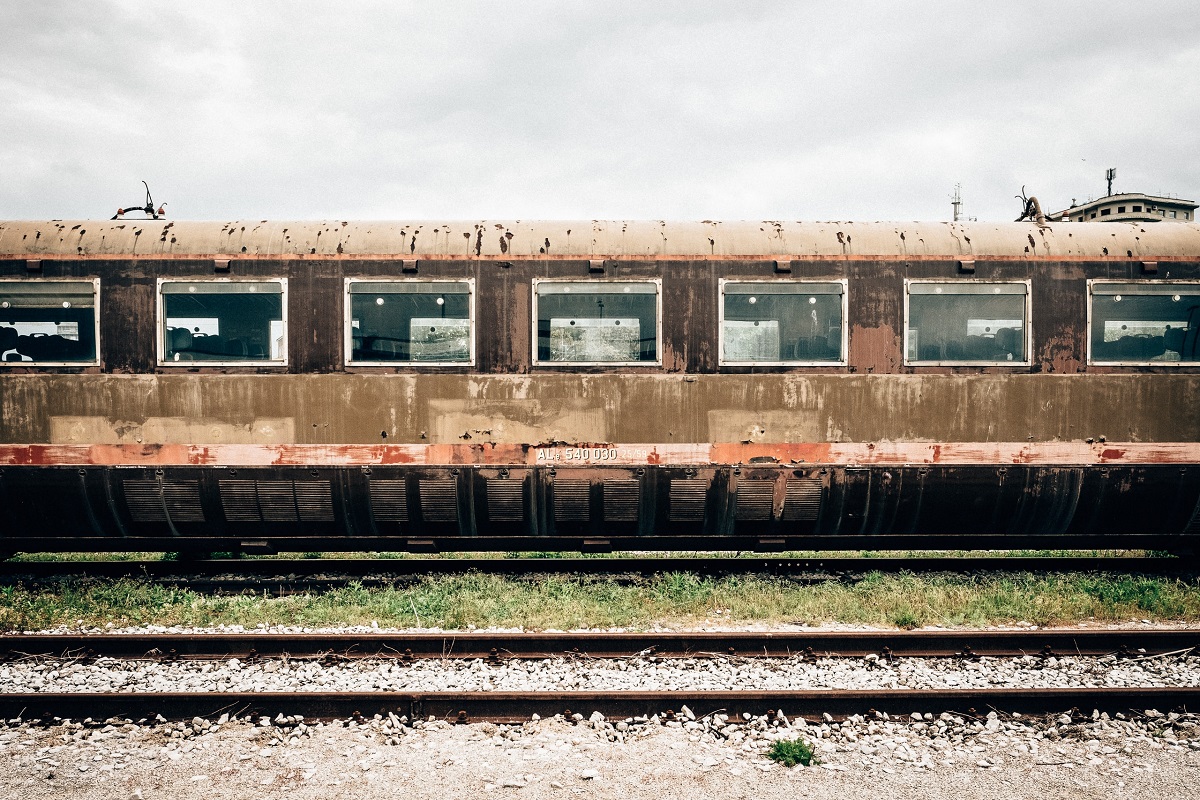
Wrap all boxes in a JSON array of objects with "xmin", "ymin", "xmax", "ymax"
[{"xmin": 1, "ymin": 1, "xmax": 1196, "ymax": 222}]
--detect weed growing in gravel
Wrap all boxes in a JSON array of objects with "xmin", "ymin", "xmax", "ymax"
[{"xmin": 767, "ymin": 737, "xmax": 818, "ymax": 767}]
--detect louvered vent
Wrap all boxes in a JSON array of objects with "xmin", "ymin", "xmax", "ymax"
[
  {"xmin": 554, "ymin": 480, "xmax": 590, "ymax": 522},
  {"xmin": 783, "ymin": 478, "xmax": 823, "ymax": 521},
  {"xmin": 486, "ymin": 479, "xmax": 525, "ymax": 522},
  {"xmin": 257, "ymin": 481, "xmax": 298, "ymax": 522},
  {"xmin": 123, "ymin": 481, "xmax": 165, "ymax": 522},
  {"xmin": 123, "ymin": 480, "xmax": 205, "ymax": 524},
  {"xmin": 217, "ymin": 480, "xmax": 334, "ymax": 523},
  {"xmin": 219, "ymin": 480, "xmax": 261, "ymax": 522},
  {"xmin": 735, "ymin": 481, "xmax": 775, "ymax": 521},
  {"xmin": 603, "ymin": 479, "xmax": 640, "ymax": 522},
  {"xmin": 370, "ymin": 479, "xmax": 409, "ymax": 522},
  {"xmin": 669, "ymin": 479, "xmax": 708, "ymax": 522},
  {"xmin": 419, "ymin": 479, "xmax": 459, "ymax": 522},
  {"xmin": 294, "ymin": 480, "xmax": 334, "ymax": 522},
  {"xmin": 162, "ymin": 482, "xmax": 205, "ymax": 522}
]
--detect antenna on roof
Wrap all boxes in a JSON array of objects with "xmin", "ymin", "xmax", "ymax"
[
  {"xmin": 111, "ymin": 181, "xmax": 167, "ymax": 220},
  {"xmin": 950, "ymin": 183, "xmax": 963, "ymax": 222},
  {"xmin": 1105, "ymin": 167, "xmax": 1116, "ymax": 197}
]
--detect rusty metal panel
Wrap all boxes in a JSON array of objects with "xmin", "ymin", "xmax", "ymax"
[
  {"xmin": 4, "ymin": 220, "xmax": 1200, "ymax": 260},
  {"xmin": 8, "ymin": 374, "xmax": 1200, "ymax": 449}
]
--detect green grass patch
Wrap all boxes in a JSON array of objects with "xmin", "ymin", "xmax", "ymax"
[
  {"xmin": 1, "ymin": 570, "xmax": 1199, "ymax": 631},
  {"xmin": 768, "ymin": 737, "xmax": 818, "ymax": 767}
]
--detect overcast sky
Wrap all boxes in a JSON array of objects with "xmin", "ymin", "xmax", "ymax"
[{"xmin": 1, "ymin": 2, "xmax": 1196, "ymax": 222}]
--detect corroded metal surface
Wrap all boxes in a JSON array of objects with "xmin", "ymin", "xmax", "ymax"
[
  {"xmin": 2, "ymin": 219, "xmax": 1200, "ymax": 259},
  {"xmin": 1, "ymin": 220, "xmax": 1197, "ymax": 549},
  {"xmin": 3, "ymin": 374, "xmax": 1199, "ymax": 446},
  {"xmin": 2, "ymin": 442, "xmax": 1199, "ymax": 466}
]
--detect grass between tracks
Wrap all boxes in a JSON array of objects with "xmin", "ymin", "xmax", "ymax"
[{"xmin": 0, "ymin": 571, "xmax": 1199, "ymax": 631}]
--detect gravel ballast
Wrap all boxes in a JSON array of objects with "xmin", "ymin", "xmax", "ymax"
[
  {"xmin": 0, "ymin": 705, "xmax": 1197, "ymax": 799},
  {"xmin": 2, "ymin": 653, "xmax": 1198, "ymax": 694}
]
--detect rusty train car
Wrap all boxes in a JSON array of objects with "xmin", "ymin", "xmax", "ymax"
[{"xmin": 1, "ymin": 218, "xmax": 1199, "ymax": 555}]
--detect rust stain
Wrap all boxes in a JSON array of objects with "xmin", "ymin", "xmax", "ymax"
[
  {"xmin": 1040, "ymin": 332, "xmax": 1084, "ymax": 374},
  {"xmin": 1, "ymin": 441, "xmax": 1199, "ymax": 467},
  {"xmin": 848, "ymin": 324, "xmax": 900, "ymax": 374}
]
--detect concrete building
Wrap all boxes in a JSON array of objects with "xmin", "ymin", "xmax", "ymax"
[{"xmin": 1052, "ymin": 192, "xmax": 1196, "ymax": 223}]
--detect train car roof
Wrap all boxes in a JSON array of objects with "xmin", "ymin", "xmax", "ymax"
[{"xmin": 2, "ymin": 219, "xmax": 1199, "ymax": 259}]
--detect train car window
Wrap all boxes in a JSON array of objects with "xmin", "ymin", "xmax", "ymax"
[
  {"xmin": 533, "ymin": 280, "xmax": 660, "ymax": 365},
  {"xmin": 0, "ymin": 279, "xmax": 100, "ymax": 366},
  {"xmin": 719, "ymin": 280, "xmax": 846, "ymax": 365},
  {"xmin": 905, "ymin": 281, "xmax": 1030, "ymax": 365},
  {"xmin": 158, "ymin": 279, "xmax": 286, "ymax": 365},
  {"xmin": 345, "ymin": 279, "xmax": 474, "ymax": 365},
  {"xmin": 1088, "ymin": 282, "xmax": 1200, "ymax": 364}
]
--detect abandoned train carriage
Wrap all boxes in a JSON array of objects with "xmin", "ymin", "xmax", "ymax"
[{"xmin": 1, "ymin": 218, "xmax": 1199, "ymax": 554}]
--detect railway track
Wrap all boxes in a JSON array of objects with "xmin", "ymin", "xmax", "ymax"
[
  {"xmin": 3, "ymin": 687, "xmax": 1197, "ymax": 725},
  {"xmin": 4, "ymin": 629, "xmax": 1199, "ymax": 660},
  {"xmin": 1, "ymin": 555, "xmax": 1192, "ymax": 590},
  {"xmin": 1, "ymin": 629, "xmax": 1197, "ymax": 724}
]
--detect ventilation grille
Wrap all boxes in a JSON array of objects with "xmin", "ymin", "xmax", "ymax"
[
  {"xmin": 669, "ymin": 479, "xmax": 708, "ymax": 522},
  {"xmin": 218, "ymin": 480, "xmax": 334, "ymax": 523},
  {"xmin": 294, "ymin": 481, "xmax": 335, "ymax": 522},
  {"xmin": 603, "ymin": 479, "xmax": 640, "ymax": 522},
  {"xmin": 783, "ymin": 478, "xmax": 823, "ymax": 521},
  {"xmin": 258, "ymin": 481, "xmax": 298, "ymax": 522},
  {"xmin": 123, "ymin": 480, "xmax": 205, "ymax": 523},
  {"xmin": 486, "ymin": 479, "xmax": 525, "ymax": 522},
  {"xmin": 370, "ymin": 479, "xmax": 409, "ymax": 522},
  {"xmin": 419, "ymin": 479, "xmax": 459, "ymax": 522},
  {"xmin": 219, "ymin": 480, "xmax": 261, "ymax": 522},
  {"xmin": 735, "ymin": 481, "xmax": 775, "ymax": 521},
  {"xmin": 554, "ymin": 480, "xmax": 591, "ymax": 522}
]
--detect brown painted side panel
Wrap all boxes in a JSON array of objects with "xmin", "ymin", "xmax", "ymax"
[{"xmin": 2, "ymin": 374, "xmax": 1198, "ymax": 447}]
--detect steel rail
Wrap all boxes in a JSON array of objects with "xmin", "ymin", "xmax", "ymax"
[
  {"xmin": 0, "ymin": 556, "xmax": 1191, "ymax": 583},
  {"xmin": 2, "ymin": 534, "xmax": 1194, "ymax": 554},
  {"xmin": 2, "ymin": 687, "xmax": 1196, "ymax": 724},
  {"xmin": 4, "ymin": 630, "xmax": 1198, "ymax": 661}
]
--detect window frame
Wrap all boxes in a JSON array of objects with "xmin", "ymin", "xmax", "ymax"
[
  {"xmin": 0, "ymin": 277, "xmax": 102, "ymax": 368},
  {"xmin": 156, "ymin": 277, "xmax": 289, "ymax": 367},
  {"xmin": 717, "ymin": 278, "xmax": 848, "ymax": 367},
  {"xmin": 1086, "ymin": 279, "xmax": 1200, "ymax": 366},
  {"xmin": 903, "ymin": 278, "xmax": 1032, "ymax": 367},
  {"xmin": 531, "ymin": 277, "xmax": 663, "ymax": 367},
  {"xmin": 343, "ymin": 277, "xmax": 476, "ymax": 367}
]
